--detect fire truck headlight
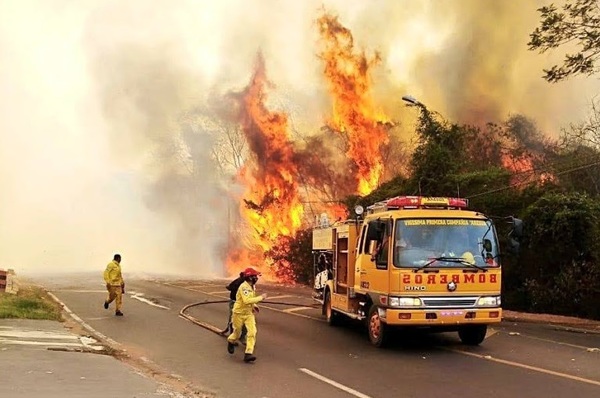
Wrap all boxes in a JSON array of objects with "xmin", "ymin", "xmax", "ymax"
[
  {"xmin": 477, "ymin": 296, "xmax": 501, "ymax": 307},
  {"xmin": 390, "ymin": 297, "xmax": 422, "ymax": 307}
]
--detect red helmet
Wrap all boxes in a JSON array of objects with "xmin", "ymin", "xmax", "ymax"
[{"xmin": 243, "ymin": 267, "xmax": 261, "ymax": 277}]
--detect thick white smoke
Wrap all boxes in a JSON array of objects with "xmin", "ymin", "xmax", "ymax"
[{"xmin": 0, "ymin": 0, "xmax": 598, "ymax": 277}]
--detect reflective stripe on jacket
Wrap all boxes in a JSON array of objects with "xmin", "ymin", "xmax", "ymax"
[{"xmin": 232, "ymin": 281, "xmax": 263, "ymax": 315}]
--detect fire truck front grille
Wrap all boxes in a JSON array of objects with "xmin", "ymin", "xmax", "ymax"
[{"xmin": 421, "ymin": 297, "xmax": 477, "ymax": 308}]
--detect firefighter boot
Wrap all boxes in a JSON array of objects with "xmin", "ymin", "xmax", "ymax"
[
  {"xmin": 104, "ymin": 301, "xmax": 109, "ymax": 310},
  {"xmin": 227, "ymin": 342, "xmax": 235, "ymax": 354},
  {"xmin": 115, "ymin": 310, "xmax": 124, "ymax": 316},
  {"xmin": 243, "ymin": 353, "xmax": 256, "ymax": 363}
]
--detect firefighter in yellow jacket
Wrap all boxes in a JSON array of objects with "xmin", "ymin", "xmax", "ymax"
[
  {"xmin": 103, "ymin": 254, "xmax": 125, "ymax": 316},
  {"xmin": 227, "ymin": 267, "xmax": 267, "ymax": 362}
]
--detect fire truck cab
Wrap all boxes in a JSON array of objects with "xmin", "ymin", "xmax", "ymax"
[{"xmin": 312, "ymin": 195, "xmax": 522, "ymax": 347}]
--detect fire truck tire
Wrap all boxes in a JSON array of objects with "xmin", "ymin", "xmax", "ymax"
[
  {"xmin": 324, "ymin": 291, "xmax": 341, "ymax": 326},
  {"xmin": 458, "ymin": 325, "xmax": 487, "ymax": 345},
  {"xmin": 367, "ymin": 305, "xmax": 389, "ymax": 348}
]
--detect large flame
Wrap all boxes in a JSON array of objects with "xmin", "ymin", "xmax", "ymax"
[
  {"xmin": 226, "ymin": 54, "xmax": 304, "ymax": 281},
  {"xmin": 317, "ymin": 12, "xmax": 390, "ymax": 196}
]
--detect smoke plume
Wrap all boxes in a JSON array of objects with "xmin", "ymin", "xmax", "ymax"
[{"xmin": 1, "ymin": 0, "xmax": 599, "ymax": 278}]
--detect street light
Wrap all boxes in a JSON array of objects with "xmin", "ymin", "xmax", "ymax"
[{"xmin": 401, "ymin": 95, "xmax": 422, "ymax": 107}]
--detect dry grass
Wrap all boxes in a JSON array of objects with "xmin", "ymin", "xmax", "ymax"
[{"xmin": 0, "ymin": 285, "xmax": 62, "ymax": 320}]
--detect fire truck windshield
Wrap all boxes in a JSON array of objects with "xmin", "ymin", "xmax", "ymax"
[{"xmin": 393, "ymin": 218, "xmax": 500, "ymax": 269}]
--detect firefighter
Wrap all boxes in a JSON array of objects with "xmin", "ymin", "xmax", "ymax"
[
  {"xmin": 221, "ymin": 271, "xmax": 248, "ymax": 344},
  {"xmin": 103, "ymin": 254, "xmax": 125, "ymax": 316},
  {"xmin": 226, "ymin": 267, "xmax": 267, "ymax": 362}
]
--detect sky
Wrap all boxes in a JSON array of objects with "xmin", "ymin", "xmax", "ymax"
[{"xmin": 0, "ymin": 0, "xmax": 598, "ymax": 277}]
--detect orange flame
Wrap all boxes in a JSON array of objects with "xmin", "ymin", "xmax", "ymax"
[
  {"xmin": 317, "ymin": 12, "xmax": 390, "ymax": 196},
  {"xmin": 226, "ymin": 54, "xmax": 304, "ymax": 281}
]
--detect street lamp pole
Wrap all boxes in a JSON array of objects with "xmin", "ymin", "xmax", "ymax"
[{"xmin": 401, "ymin": 94, "xmax": 439, "ymax": 123}]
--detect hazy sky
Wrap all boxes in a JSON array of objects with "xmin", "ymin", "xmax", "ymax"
[{"xmin": 0, "ymin": 0, "xmax": 597, "ymax": 277}]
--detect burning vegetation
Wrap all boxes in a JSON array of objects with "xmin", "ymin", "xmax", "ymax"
[
  {"xmin": 317, "ymin": 13, "xmax": 392, "ymax": 196},
  {"xmin": 226, "ymin": 13, "xmax": 396, "ymax": 281},
  {"xmin": 226, "ymin": 54, "xmax": 304, "ymax": 280},
  {"xmin": 220, "ymin": 10, "xmax": 574, "ymax": 283}
]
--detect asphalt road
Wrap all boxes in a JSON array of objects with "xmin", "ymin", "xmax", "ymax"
[{"xmin": 41, "ymin": 274, "xmax": 600, "ymax": 398}]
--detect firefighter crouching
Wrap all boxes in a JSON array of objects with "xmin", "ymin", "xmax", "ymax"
[{"xmin": 227, "ymin": 267, "xmax": 267, "ymax": 363}]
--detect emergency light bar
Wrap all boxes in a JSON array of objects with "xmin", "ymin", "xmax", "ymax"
[{"xmin": 367, "ymin": 196, "xmax": 469, "ymax": 213}]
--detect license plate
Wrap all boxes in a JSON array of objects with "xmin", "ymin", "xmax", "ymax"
[{"xmin": 440, "ymin": 310, "xmax": 464, "ymax": 316}]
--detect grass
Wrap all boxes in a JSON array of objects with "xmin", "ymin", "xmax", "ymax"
[{"xmin": 0, "ymin": 285, "xmax": 62, "ymax": 320}]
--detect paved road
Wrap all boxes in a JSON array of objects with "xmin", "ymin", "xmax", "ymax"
[{"xmin": 42, "ymin": 274, "xmax": 600, "ymax": 398}]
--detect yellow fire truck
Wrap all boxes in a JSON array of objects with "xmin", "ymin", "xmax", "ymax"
[{"xmin": 312, "ymin": 196, "xmax": 522, "ymax": 347}]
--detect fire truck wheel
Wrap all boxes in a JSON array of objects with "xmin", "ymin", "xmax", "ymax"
[
  {"xmin": 367, "ymin": 305, "xmax": 389, "ymax": 348},
  {"xmin": 458, "ymin": 325, "xmax": 487, "ymax": 345},
  {"xmin": 324, "ymin": 291, "xmax": 341, "ymax": 326}
]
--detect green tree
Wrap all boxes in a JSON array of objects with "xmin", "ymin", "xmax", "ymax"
[
  {"xmin": 528, "ymin": 0, "xmax": 600, "ymax": 82},
  {"xmin": 517, "ymin": 192, "xmax": 600, "ymax": 319},
  {"xmin": 408, "ymin": 108, "xmax": 468, "ymax": 195}
]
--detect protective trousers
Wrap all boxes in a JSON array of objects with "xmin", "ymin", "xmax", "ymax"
[
  {"xmin": 106, "ymin": 285, "xmax": 123, "ymax": 312},
  {"xmin": 226, "ymin": 300, "xmax": 247, "ymax": 338},
  {"xmin": 227, "ymin": 313, "xmax": 257, "ymax": 354}
]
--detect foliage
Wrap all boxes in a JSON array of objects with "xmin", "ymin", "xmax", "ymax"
[
  {"xmin": 266, "ymin": 228, "xmax": 315, "ymax": 284},
  {"xmin": 272, "ymin": 94, "xmax": 600, "ymax": 320},
  {"xmin": 528, "ymin": 0, "xmax": 600, "ymax": 82},
  {"xmin": 0, "ymin": 285, "xmax": 62, "ymax": 320},
  {"xmin": 514, "ymin": 192, "xmax": 600, "ymax": 319},
  {"xmin": 408, "ymin": 109, "xmax": 467, "ymax": 196}
]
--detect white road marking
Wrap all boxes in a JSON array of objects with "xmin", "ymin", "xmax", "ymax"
[
  {"xmin": 0, "ymin": 339, "xmax": 85, "ymax": 347},
  {"xmin": 0, "ymin": 330, "xmax": 79, "ymax": 340},
  {"xmin": 486, "ymin": 328, "xmax": 499, "ymax": 339},
  {"xmin": 299, "ymin": 368, "xmax": 372, "ymax": 398},
  {"xmin": 56, "ymin": 290, "xmax": 107, "ymax": 293},
  {"xmin": 267, "ymin": 295, "xmax": 295, "ymax": 300},
  {"xmin": 129, "ymin": 292, "xmax": 170, "ymax": 310},
  {"xmin": 447, "ymin": 348, "xmax": 600, "ymax": 387},
  {"xmin": 283, "ymin": 306, "xmax": 313, "ymax": 313},
  {"xmin": 160, "ymin": 282, "xmax": 325, "ymax": 322},
  {"xmin": 47, "ymin": 292, "xmax": 122, "ymax": 349},
  {"xmin": 503, "ymin": 330, "xmax": 598, "ymax": 351}
]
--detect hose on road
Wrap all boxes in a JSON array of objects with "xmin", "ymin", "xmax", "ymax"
[{"xmin": 179, "ymin": 299, "xmax": 321, "ymax": 337}]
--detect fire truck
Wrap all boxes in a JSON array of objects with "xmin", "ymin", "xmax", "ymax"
[{"xmin": 312, "ymin": 196, "xmax": 522, "ymax": 347}]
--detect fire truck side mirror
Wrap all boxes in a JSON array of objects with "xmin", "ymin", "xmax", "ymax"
[
  {"xmin": 506, "ymin": 217, "xmax": 523, "ymax": 255},
  {"xmin": 368, "ymin": 240, "xmax": 378, "ymax": 255},
  {"xmin": 510, "ymin": 217, "xmax": 523, "ymax": 238},
  {"xmin": 483, "ymin": 239, "xmax": 493, "ymax": 253}
]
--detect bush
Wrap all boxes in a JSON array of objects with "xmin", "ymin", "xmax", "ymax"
[
  {"xmin": 266, "ymin": 228, "xmax": 314, "ymax": 285},
  {"xmin": 513, "ymin": 192, "xmax": 600, "ymax": 319}
]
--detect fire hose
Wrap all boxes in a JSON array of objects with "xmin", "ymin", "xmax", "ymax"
[{"xmin": 179, "ymin": 299, "xmax": 321, "ymax": 337}]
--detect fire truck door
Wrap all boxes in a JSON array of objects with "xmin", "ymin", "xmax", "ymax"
[{"xmin": 357, "ymin": 220, "xmax": 385, "ymax": 290}]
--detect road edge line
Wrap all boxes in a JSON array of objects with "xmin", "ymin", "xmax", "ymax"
[
  {"xmin": 299, "ymin": 368, "xmax": 372, "ymax": 398},
  {"xmin": 47, "ymin": 291, "xmax": 122, "ymax": 349},
  {"xmin": 446, "ymin": 348, "xmax": 600, "ymax": 387},
  {"xmin": 47, "ymin": 290, "xmax": 217, "ymax": 398}
]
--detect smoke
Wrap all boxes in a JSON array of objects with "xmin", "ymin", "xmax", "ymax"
[
  {"xmin": 1, "ymin": 0, "xmax": 598, "ymax": 277},
  {"xmin": 405, "ymin": 0, "xmax": 600, "ymax": 132}
]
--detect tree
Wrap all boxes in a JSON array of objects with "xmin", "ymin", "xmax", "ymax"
[
  {"xmin": 528, "ymin": 0, "xmax": 600, "ymax": 82},
  {"xmin": 516, "ymin": 192, "xmax": 600, "ymax": 319},
  {"xmin": 408, "ymin": 108, "xmax": 467, "ymax": 196},
  {"xmin": 265, "ymin": 228, "xmax": 314, "ymax": 284}
]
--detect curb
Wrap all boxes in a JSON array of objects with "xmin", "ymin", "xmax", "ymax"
[
  {"xmin": 46, "ymin": 291, "xmax": 124, "ymax": 349},
  {"xmin": 46, "ymin": 288, "xmax": 215, "ymax": 397}
]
